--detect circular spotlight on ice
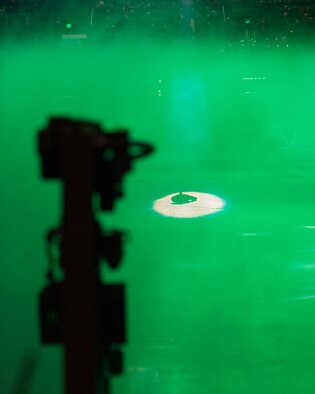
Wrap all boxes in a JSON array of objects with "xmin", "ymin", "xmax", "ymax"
[{"xmin": 153, "ymin": 192, "xmax": 225, "ymax": 218}]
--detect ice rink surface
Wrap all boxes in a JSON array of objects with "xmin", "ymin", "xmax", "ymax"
[{"xmin": 1, "ymin": 35, "xmax": 315, "ymax": 393}]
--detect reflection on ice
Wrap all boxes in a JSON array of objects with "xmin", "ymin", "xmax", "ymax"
[
  {"xmin": 287, "ymin": 295, "xmax": 315, "ymax": 302},
  {"xmin": 153, "ymin": 191, "xmax": 225, "ymax": 218}
]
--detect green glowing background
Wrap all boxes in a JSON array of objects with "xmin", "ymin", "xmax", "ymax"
[{"xmin": 1, "ymin": 38, "xmax": 315, "ymax": 394}]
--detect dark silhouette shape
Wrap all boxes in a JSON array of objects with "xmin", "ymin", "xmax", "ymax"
[
  {"xmin": 38, "ymin": 117, "xmax": 153, "ymax": 394},
  {"xmin": 171, "ymin": 192, "xmax": 197, "ymax": 205}
]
